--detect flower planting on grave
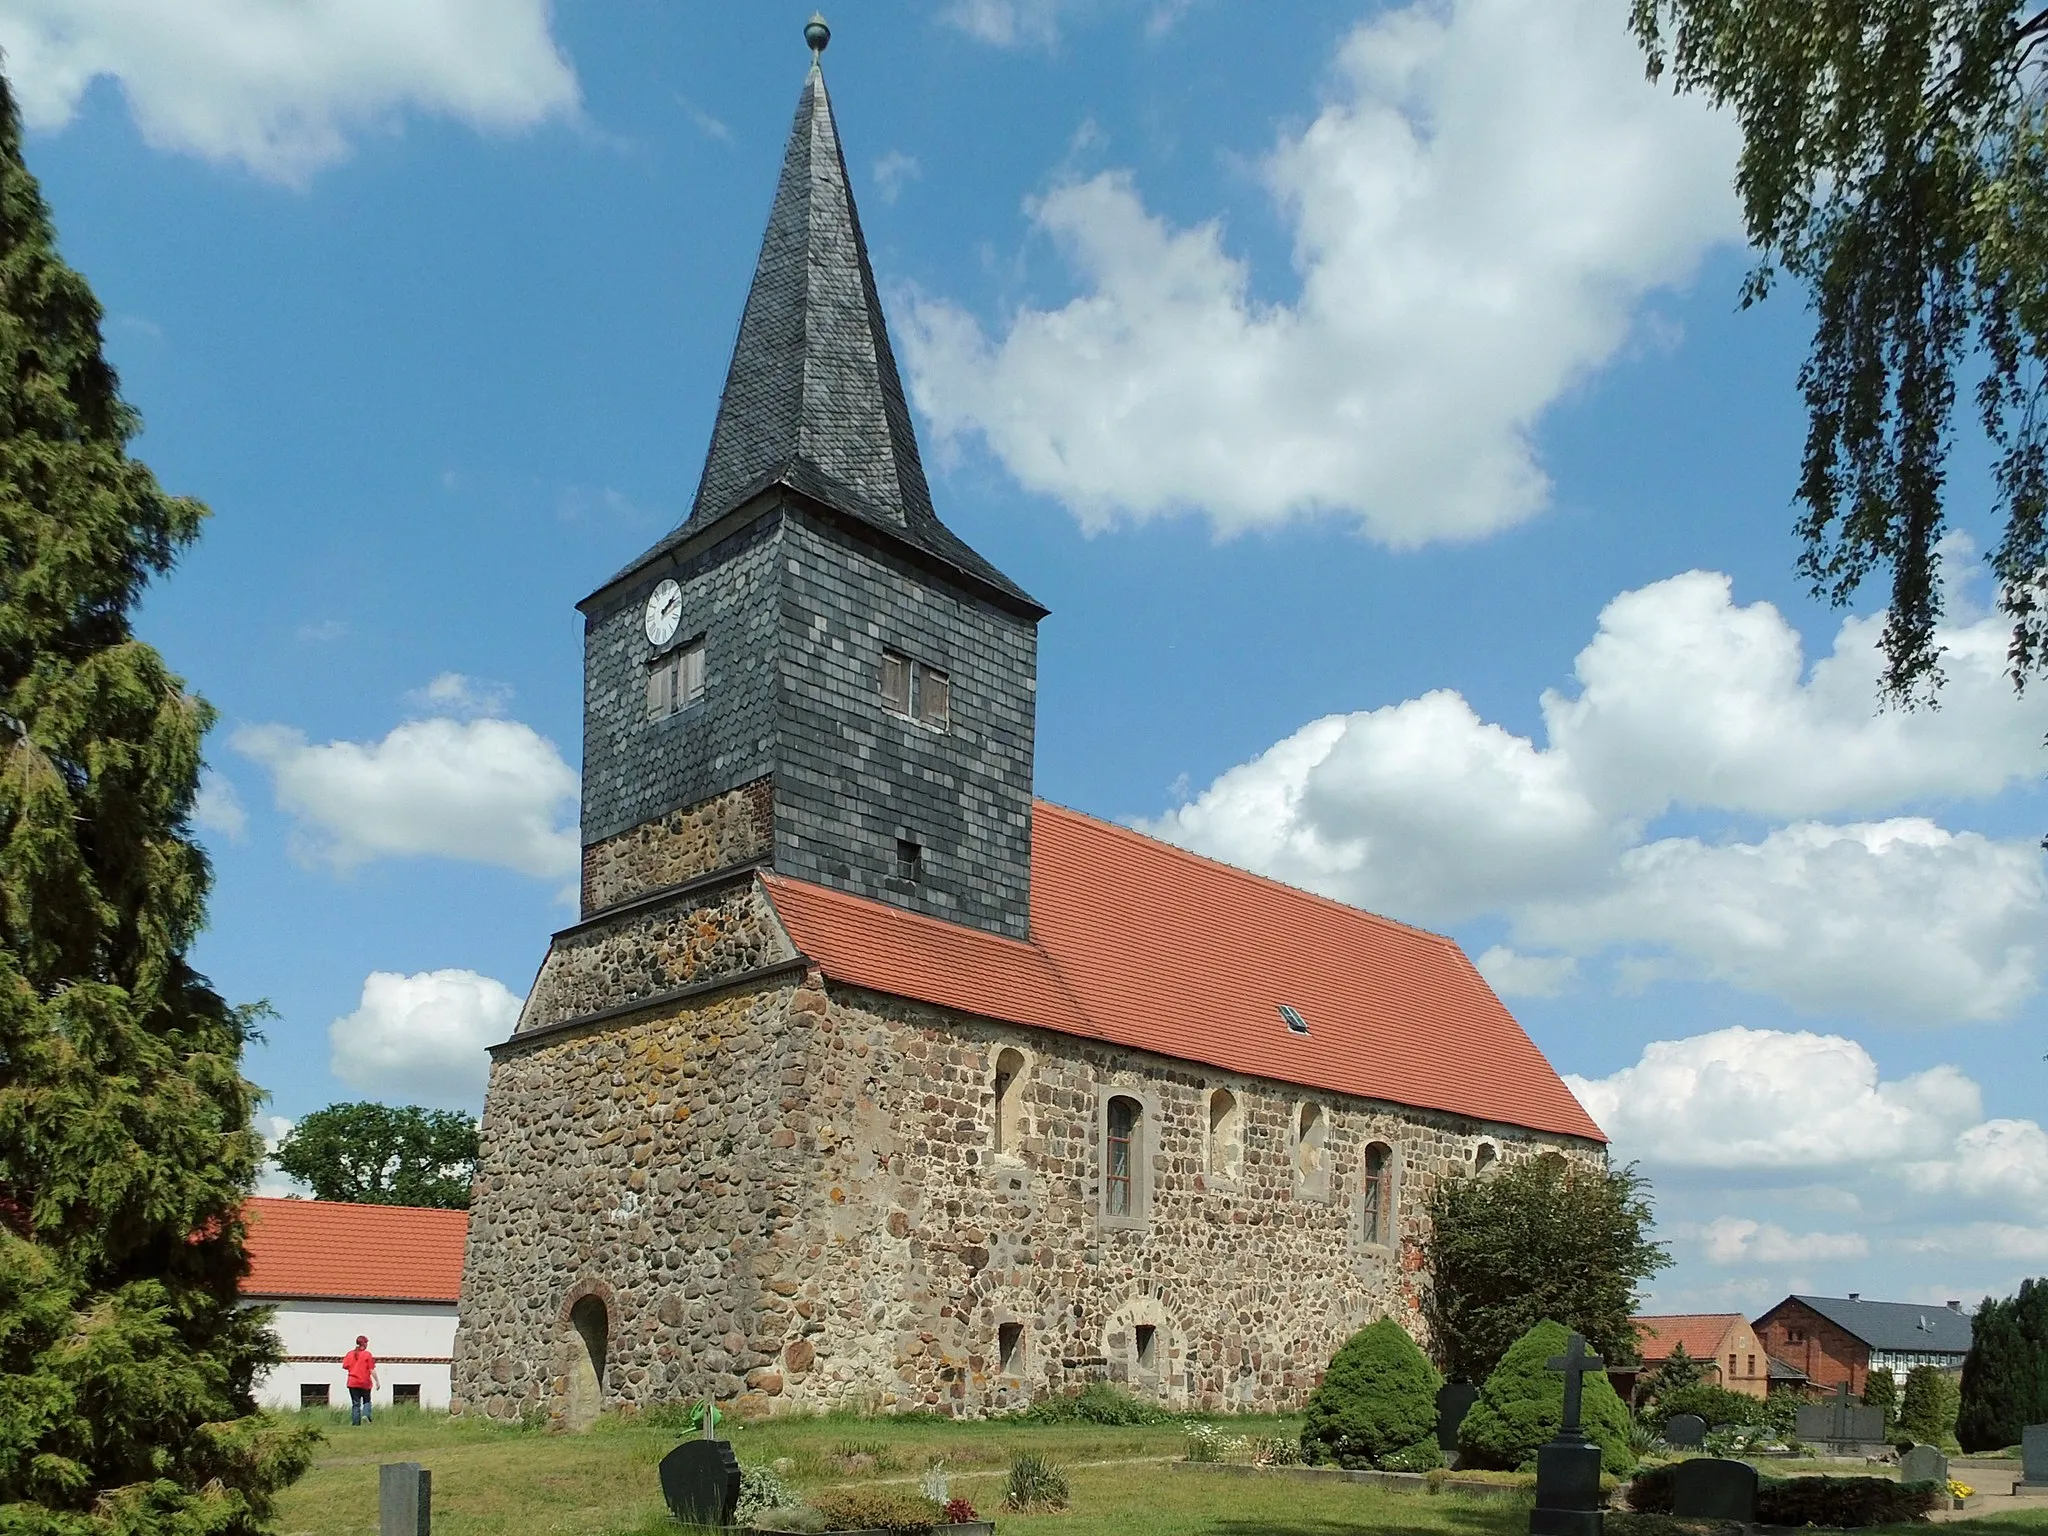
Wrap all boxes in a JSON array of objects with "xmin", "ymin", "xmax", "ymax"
[
  {"xmin": 1300, "ymin": 1318, "xmax": 1445, "ymax": 1470},
  {"xmin": 1458, "ymin": 1319, "xmax": 1636, "ymax": 1474}
]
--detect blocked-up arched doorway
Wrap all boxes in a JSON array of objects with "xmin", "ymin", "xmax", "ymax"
[{"xmin": 566, "ymin": 1295, "xmax": 609, "ymax": 1431}]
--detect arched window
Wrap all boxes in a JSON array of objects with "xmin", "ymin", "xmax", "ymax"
[
  {"xmin": 1207, "ymin": 1088, "xmax": 1241, "ymax": 1180},
  {"xmin": 1361, "ymin": 1142, "xmax": 1396, "ymax": 1247},
  {"xmin": 567, "ymin": 1295, "xmax": 609, "ymax": 1431},
  {"xmin": 1296, "ymin": 1103, "xmax": 1328, "ymax": 1196},
  {"xmin": 1105, "ymin": 1095, "xmax": 1143, "ymax": 1219},
  {"xmin": 1474, "ymin": 1142, "xmax": 1498, "ymax": 1175},
  {"xmin": 993, "ymin": 1047, "xmax": 1026, "ymax": 1155}
]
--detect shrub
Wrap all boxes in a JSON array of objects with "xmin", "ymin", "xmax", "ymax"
[
  {"xmin": 1642, "ymin": 1382, "xmax": 1763, "ymax": 1431},
  {"xmin": 1460, "ymin": 1319, "xmax": 1636, "ymax": 1475},
  {"xmin": 1759, "ymin": 1388, "xmax": 1802, "ymax": 1438},
  {"xmin": 1004, "ymin": 1451, "xmax": 1071, "ymax": 1510},
  {"xmin": 942, "ymin": 1499, "xmax": 978, "ymax": 1524},
  {"xmin": 1627, "ymin": 1466, "xmax": 1942, "ymax": 1527},
  {"xmin": 1899, "ymin": 1365, "xmax": 1962, "ymax": 1450},
  {"xmin": 809, "ymin": 1486, "xmax": 945, "ymax": 1534},
  {"xmin": 1019, "ymin": 1380, "xmax": 1170, "ymax": 1425},
  {"xmin": 1861, "ymin": 1366, "xmax": 1899, "ymax": 1435},
  {"xmin": 735, "ymin": 1464, "xmax": 802, "ymax": 1524},
  {"xmin": 1300, "ymin": 1319, "xmax": 1445, "ymax": 1470}
]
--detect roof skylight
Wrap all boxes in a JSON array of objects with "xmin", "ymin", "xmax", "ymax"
[{"xmin": 1279, "ymin": 1004, "xmax": 1310, "ymax": 1035}]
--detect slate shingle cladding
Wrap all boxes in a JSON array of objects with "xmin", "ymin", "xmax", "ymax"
[{"xmin": 577, "ymin": 60, "xmax": 1039, "ymax": 938}]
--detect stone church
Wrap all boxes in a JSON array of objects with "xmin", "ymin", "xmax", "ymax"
[{"xmin": 451, "ymin": 26, "xmax": 1606, "ymax": 1426}]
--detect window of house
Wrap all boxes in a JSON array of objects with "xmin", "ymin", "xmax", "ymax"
[
  {"xmin": 1786, "ymin": 1328, "xmax": 1806, "ymax": 1344},
  {"xmin": 882, "ymin": 649, "xmax": 950, "ymax": 731},
  {"xmin": 896, "ymin": 838, "xmax": 922, "ymax": 883},
  {"xmin": 1361, "ymin": 1142, "xmax": 1395, "ymax": 1246},
  {"xmin": 998, "ymin": 1321, "xmax": 1024, "ymax": 1376},
  {"xmin": 1106, "ymin": 1095, "xmax": 1142, "ymax": 1219},
  {"xmin": 993, "ymin": 1048, "xmax": 1026, "ymax": 1155},
  {"xmin": 1207, "ymin": 1088, "xmax": 1242, "ymax": 1180},
  {"xmin": 646, "ymin": 639, "xmax": 705, "ymax": 719},
  {"xmin": 1135, "ymin": 1324, "xmax": 1158, "ymax": 1374},
  {"xmin": 1747, "ymin": 1355, "xmax": 1756, "ymax": 1377},
  {"xmin": 300, "ymin": 1383, "xmax": 331, "ymax": 1409},
  {"xmin": 392, "ymin": 1384, "xmax": 421, "ymax": 1407},
  {"xmin": 1297, "ymin": 1103, "xmax": 1328, "ymax": 1196},
  {"xmin": 1729, "ymin": 1354, "xmax": 1738, "ymax": 1379}
]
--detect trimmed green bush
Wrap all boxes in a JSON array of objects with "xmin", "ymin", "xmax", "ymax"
[
  {"xmin": 1627, "ymin": 1466, "xmax": 1942, "ymax": 1527},
  {"xmin": 1899, "ymin": 1365, "xmax": 1961, "ymax": 1451},
  {"xmin": 1643, "ymin": 1382, "xmax": 1766, "ymax": 1430},
  {"xmin": 1459, "ymin": 1319, "xmax": 1635, "ymax": 1474},
  {"xmin": 1301, "ymin": 1318, "xmax": 1445, "ymax": 1470}
]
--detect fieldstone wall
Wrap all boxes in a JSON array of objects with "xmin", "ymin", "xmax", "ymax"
[
  {"xmin": 580, "ymin": 778, "xmax": 774, "ymax": 916},
  {"xmin": 454, "ymin": 957, "xmax": 1602, "ymax": 1424}
]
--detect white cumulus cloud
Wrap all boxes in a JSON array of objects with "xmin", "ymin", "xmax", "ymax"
[
  {"xmin": 1475, "ymin": 946, "xmax": 1580, "ymax": 999},
  {"xmin": 192, "ymin": 769, "xmax": 247, "ymax": 841},
  {"xmin": 905, "ymin": 0, "xmax": 1741, "ymax": 542},
  {"xmin": 0, "ymin": 0, "xmax": 579, "ymax": 185},
  {"xmin": 328, "ymin": 968, "xmax": 521, "ymax": 1110},
  {"xmin": 1147, "ymin": 570, "xmax": 2048, "ymax": 1022},
  {"xmin": 235, "ymin": 716, "xmax": 578, "ymax": 879},
  {"xmin": 1696, "ymin": 1217, "xmax": 1871, "ymax": 1266},
  {"xmin": 405, "ymin": 671, "xmax": 513, "ymax": 718}
]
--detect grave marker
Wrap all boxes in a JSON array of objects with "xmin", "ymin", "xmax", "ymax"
[
  {"xmin": 1437, "ymin": 1382, "xmax": 1479, "ymax": 1453},
  {"xmin": 379, "ymin": 1463, "xmax": 431, "ymax": 1536},
  {"xmin": 1794, "ymin": 1382, "xmax": 1885, "ymax": 1453},
  {"xmin": 1671, "ymin": 1457, "xmax": 1757, "ymax": 1523},
  {"xmin": 1899, "ymin": 1444, "xmax": 1949, "ymax": 1487},
  {"xmin": 1664, "ymin": 1413, "xmax": 1707, "ymax": 1449},
  {"xmin": 659, "ymin": 1439, "xmax": 742, "ymax": 1528},
  {"xmin": 2021, "ymin": 1424, "xmax": 2048, "ymax": 1490},
  {"xmin": 1530, "ymin": 1333, "xmax": 1606, "ymax": 1536}
]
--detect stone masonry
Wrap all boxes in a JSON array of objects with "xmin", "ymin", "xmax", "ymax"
[{"xmin": 453, "ymin": 884, "xmax": 1600, "ymax": 1423}]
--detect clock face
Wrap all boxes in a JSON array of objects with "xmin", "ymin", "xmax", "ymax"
[{"xmin": 643, "ymin": 579, "xmax": 683, "ymax": 646}]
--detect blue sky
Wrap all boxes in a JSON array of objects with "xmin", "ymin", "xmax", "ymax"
[{"xmin": 13, "ymin": 0, "xmax": 2045, "ymax": 1317}]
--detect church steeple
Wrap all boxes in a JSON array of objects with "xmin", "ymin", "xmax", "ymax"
[{"xmin": 685, "ymin": 29, "xmax": 936, "ymax": 536}]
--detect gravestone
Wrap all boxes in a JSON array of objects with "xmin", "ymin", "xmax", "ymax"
[
  {"xmin": 1671, "ymin": 1457, "xmax": 1758, "ymax": 1523},
  {"xmin": 2021, "ymin": 1423, "xmax": 2048, "ymax": 1489},
  {"xmin": 1795, "ymin": 1382, "xmax": 1885, "ymax": 1453},
  {"xmin": 378, "ymin": 1463, "xmax": 431, "ymax": 1536},
  {"xmin": 1899, "ymin": 1444, "xmax": 1949, "ymax": 1487},
  {"xmin": 1530, "ymin": 1333, "xmax": 1606, "ymax": 1536},
  {"xmin": 1438, "ymin": 1382, "xmax": 1480, "ymax": 1453},
  {"xmin": 660, "ymin": 1441, "xmax": 741, "ymax": 1528},
  {"xmin": 1665, "ymin": 1413, "xmax": 1707, "ymax": 1449}
]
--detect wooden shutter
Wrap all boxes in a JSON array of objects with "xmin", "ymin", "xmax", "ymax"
[
  {"xmin": 919, "ymin": 667, "xmax": 950, "ymax": 729},
  {"xmin": 881, "ymin": 651, "xmax": 911, "ymax": 713}
]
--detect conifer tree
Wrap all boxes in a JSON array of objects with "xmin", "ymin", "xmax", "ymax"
[
  {"xmin": 1862, "ymin": 1364, "xmax": 1899, "ymax": 1436},
  {"xmin": 0, "ymin": 72, "xmax": 315, "ymax": 1535},
  {"xmin": 1959, "ymin": 1281, "xmax": 2048, "ymax": 1452}
]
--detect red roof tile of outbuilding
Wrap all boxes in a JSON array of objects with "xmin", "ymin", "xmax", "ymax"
[
  {"xmin": 1635, "ymin": 1314, "xmax": 1750, "ymax": 1362},
  {"xmin": 242, "ymin": 1197, "xmax": 467, "ymax": 1303},
  {"xmin": 762, "ymin": 801, "xmax": 1605, "ymax": 1143}
]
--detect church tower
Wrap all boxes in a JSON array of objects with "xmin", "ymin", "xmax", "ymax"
[{"xmin": 575, "ymin": 21, "xmax": 1044, "ymax": 940}]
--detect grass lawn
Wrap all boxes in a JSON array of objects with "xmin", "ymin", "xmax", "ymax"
[{"xmin": 271, "ymin": 1410, "xmax": 2048, "ymax": 1536}]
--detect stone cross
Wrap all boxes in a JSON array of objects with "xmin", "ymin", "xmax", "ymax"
[
  {"xmin": 700, "ymin": 1395, "xmax": 718, "ymax": 1440},
  {"xmin": 1547, "ymin": 1333, "xmax": 1605, "ymax": 1436},
  {"xmin": 1830, "ymin": 1380, "xmax": 1854, "ymax": 1441}
]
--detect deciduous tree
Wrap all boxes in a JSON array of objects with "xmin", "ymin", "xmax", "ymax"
[
  {"xmin": 273, "ymin": 1103, "xmax": 479, "ymax": 1209},
  {"xmin": 0, "ymin": 71, "xmax": 314, "ymax": 1535},
  {"xmin": 1631, "ymin": 0, "xmax": 2048, "ymax": 701}
]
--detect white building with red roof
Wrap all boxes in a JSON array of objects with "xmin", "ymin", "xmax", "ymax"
[
  {"xmin": 242, "ymin": 1198, "xmax": 468, "ymax": 1411},
  {"xmin": 454, "ymin": 28, "xmax": 1606, "ymax": 1428}
]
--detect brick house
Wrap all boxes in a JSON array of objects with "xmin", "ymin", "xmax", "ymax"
[
  {"xmin": 242, "ymin": 1198, "xmax": 468, "ymax": 1411},
  {"xmin": 1629, "ymin": 1313, "xmax": 1772, "ymax": 1399},
  {"xmin": 1753, "ymin": 1294, "xmax": 1973, "ymax": 1395},
  {"xmin": 450, "ymin": 26, "xmax": 1608, "ymax": 1427}
]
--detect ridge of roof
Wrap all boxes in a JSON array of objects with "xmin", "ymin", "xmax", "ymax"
[{"xmin": 764, "ymin": 802, "xmax": 1607, "ymax": 1144}]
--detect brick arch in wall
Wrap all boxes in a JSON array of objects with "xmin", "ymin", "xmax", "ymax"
[
  {"xmin": 961, "ymin": 1278, "xmax": 1052, "ymax": 1410},
  {"xmin": 1100, "ymin": 1290, "xmax": 1187, "ymax": 1408},
  {"xmin": 558, "ymin": 1277, "xmax": 618, "ymax": 1432}
]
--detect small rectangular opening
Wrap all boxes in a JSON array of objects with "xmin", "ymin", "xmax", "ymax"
[
  {"xmin": 896, "ymin": 838, "xmax": 922, "ymax": 883},
  {"xmin": 392, "ymin": 1384, "xmax": 421, "ymax": 1407},
  {"xmin": 998, "ymin": 1322, "xmax": 1023, "ymax": 1376},
  {"xmin": 1279, "ymin": 1003, "xmax": 1310, "ymax": 1034},
  {"xmin": 299, "ymin": 1383, "xmax": 331, "ymax": 1409},
  {"xmin": 1134, "ymin": 1324, "xmax": 1157, "ymax": 1372},
  {"xmin": 646, "ymin": 639, "xmax": 706, "ymax": 719}
]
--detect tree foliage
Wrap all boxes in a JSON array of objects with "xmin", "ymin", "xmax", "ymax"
[
  {"xmin": 1300, "ymin": 1318, "xmax": 1444, "ymax": 1470},
  {"xmin": 1644, "ymin": 1380, "xmax": 1769, "ymax": 1431},
  {"xmin": 1639, "ymin": 1341, "xmax": 1704, "ymax": 1408},
  {"xmin": 1898, "ymin": 1364, "xmax": 1962, "ymax": 1450},
  {"xmin": 1958, "ymin": 1278, "xmax": 2048, "ymax": 1451},
  {"xmin": 1457, "ymin": 1319, "xmax": 1636, "ymax": 1475},
  {"xmin": 1631, "ymin": 0, "xmax": 2048, "ymax": 700},
  {"xmin": 1424, "ymin": 1153, "xmax": 1670, "ymax": 1384},
  {"xmin": 1862, "ymin": 1363, "xmax": 1900, "ymax": 1435},
  {"xmin": 273, "ymin": 1103, "xmax": 479, "ymax": 1209},
  {"xmin": 0, "ymin": 71, "xmax": 314, "ymax": 1536}
]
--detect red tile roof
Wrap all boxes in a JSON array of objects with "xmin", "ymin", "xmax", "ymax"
[
  {"xmin": 1635, "ymin": 1314, "xmax": 1749, "ymax": 1361},
  {"xmin": 762, "ymin": 801, "xmax": 1605, "ymax": 1143},
  {"xmin": 242, "ymin": 1197, "xmax": 467, "ymax": 1303}
]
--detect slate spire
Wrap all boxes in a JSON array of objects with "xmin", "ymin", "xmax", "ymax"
[{"xmin": 685, "ymin": 43, "xmax": 937, "ymax": 533}]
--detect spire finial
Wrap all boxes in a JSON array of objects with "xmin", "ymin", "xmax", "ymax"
[{"xmin": 805, "ymin": 13, "xmax": 831, "ymax": 59}]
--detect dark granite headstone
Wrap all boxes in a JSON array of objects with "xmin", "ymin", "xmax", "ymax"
[
  {"xmin": 1794, "ymin": 1402, "xmax": 1833, "ymax": 1443},
  {"xmin": 2020, "ymin": 1424, "xmax": 2048, "ymax": 1489},
  {"xmin": 1438, "ymin": 1382, "xmax": 1480, "ymax": 1452},
  {"xmin": 659, "ymin": 1441, "xmax": 742, "ymax": 1529},
  {"xmin": 1900, "ymin": 1444, "xmax": 1949, "ymax": 1486},
  {"xmin": 1665, "ymin": 1413, "xmax": 1707, "ymax": 1448},
  {"xmin": 1530, "ymin": 1333, "xmax": 1607, "ymax": 1536},
  {"xmin": 378, "ymin": 1463, "xmax": 431, "ymax": 1536},
  {"xmin": 1795, "ymin": 1384, "xmax": 1885, "ymax": 1451},
  {"xmin": 1671, "ymin": 1457, "xmax": 1757, "ymax": 1523}
]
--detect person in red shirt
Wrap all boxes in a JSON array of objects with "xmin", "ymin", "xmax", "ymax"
[{"xmin": 341, "ymin": 1335, "xmax": 378, "ymax": 1425}]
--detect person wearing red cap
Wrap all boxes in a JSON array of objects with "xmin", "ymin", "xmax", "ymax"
[{"xmin": 341, "ymin": 1335, "xmax": 379, "ymax": 1425}]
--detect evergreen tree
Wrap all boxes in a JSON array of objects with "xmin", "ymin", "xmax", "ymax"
[
  {"xmin": 1300, "ymin": 1319, "xmax": 1444, "ymax": 1471},
  {"xmin": 0, "ymin": 72, "xmax": 315, "ymax": 1536},
  {"xmin": 1457, "ymin": 1319, "xmax": 1636, "ymax": 1475},
  {"xmin": 1899, "ymin": 1365, "xmax": 1962, "ymax": 1451},
  {"xmin": 273, "ymin": 1103, "xmax": 478, "ymax": 1209},
  {"xmin": 1424, "ymin": 1153, "xmax": 1670, "ymax": 1383},
  {"xmin": 1959, "ymin": 1280, "xmax": 2048, "ymax": 1452},
  {"xmin": 1641, "ymin": 1342, "xmax": 1704, "ymax": 1408},
  {"xmin": 1862, "ymin": 1365, "xmax": 1899, "ymax": 1436}
]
